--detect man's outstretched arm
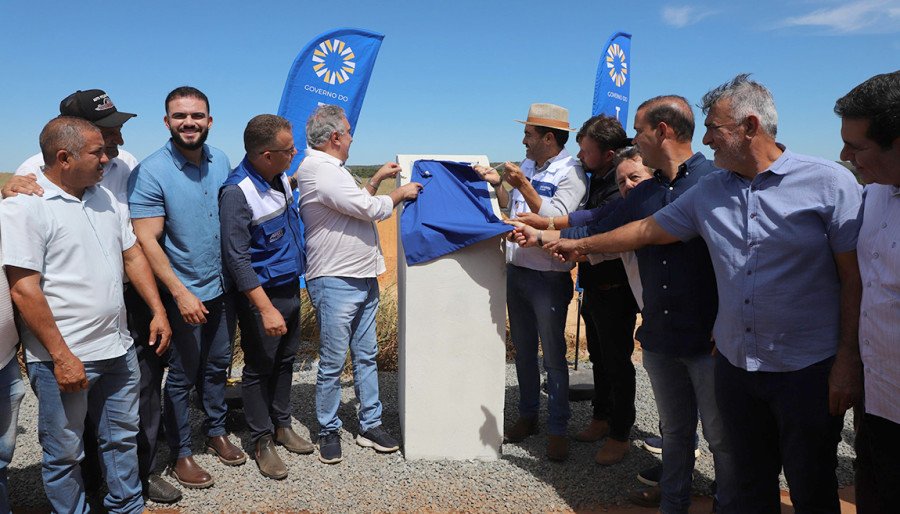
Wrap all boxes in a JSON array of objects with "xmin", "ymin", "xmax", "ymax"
[{"xmin": 545, "ymin": 216, "xmax": 679, "ymax": 262}]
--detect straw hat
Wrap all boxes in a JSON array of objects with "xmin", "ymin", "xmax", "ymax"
[{"xmin": 515, "ymin": 103, "xmax": 576, "ymax": 132}]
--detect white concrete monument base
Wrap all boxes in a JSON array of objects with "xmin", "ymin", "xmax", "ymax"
[{"xmin": 396, "ymin": 154, "xmax": 507, "ymax": 461}]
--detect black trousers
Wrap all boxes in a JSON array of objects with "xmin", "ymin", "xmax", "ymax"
[
  {"xmin": 855, "ymin": 412, "xmax": 900, "ymax": 513},
  {"xmin": 124, "ymin": 285, "xmax": 166, "ymax": 484},
  {"xmin": 581, "ymin": 285, "xmax": 638, "ymax": 441},
  {"xmin": 715, "ymin": 353, "xmax": 842, "ymax": 513},
  {"xmin": 81, "ymin": 286, "xmax": 164, "ymax": 493},
  {"xmin": 235, "ymin": 284, "xmax": 302, "ymax": 443}
]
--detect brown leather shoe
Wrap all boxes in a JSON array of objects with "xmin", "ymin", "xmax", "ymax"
[
  {"xmin": 168, "ymin": 456, "xmax": 214, "ymax": 489},
  {"xmin": 546, "ymin": 435, "xmax": 569, "ymax": 462},
  {"xmin": 206, "ymin": 435, "xmax": 247, "ymax": 466},
  {"xmin": 573, "ymin": 419, "xmax": 610, "ymax": 442},
  {"xmin": 275, "ymin": 426, "xmax": 314, "ymax": 454},
  {"xmin": 503, "ymin": 417, "xmax": 538, "ymax": 443},
  {"xmin": 594, "ymin": 437, "xmax": 630, "ymax": 465},
  {"xmin": 255, "ymin": 435, "xmax": 288, "ymax": 480},
  {"xmin": 628, "ymin": 485, "xmax": 661, "ymax": 508}
]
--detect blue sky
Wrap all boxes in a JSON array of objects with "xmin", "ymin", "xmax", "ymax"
[{"xmin": 1, "ymin": 0, "xmax": 897, "ymax": 170}]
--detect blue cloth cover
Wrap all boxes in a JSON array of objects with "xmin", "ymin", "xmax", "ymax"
[{"xmin": 400, "ymin": 160, "xmax": 512, "ymax": 265}]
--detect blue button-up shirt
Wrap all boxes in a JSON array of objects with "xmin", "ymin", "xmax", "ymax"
[
  {"xmin": 563, "ymin": 153, "xmax": 720, "ymax": 357},
  {"xmin": 128, "ymin": 140, "xmax": 232, "ymax": 301},
  {"xmin": 655, "ymin": 148, "xmax": 863, "ymax": 372}
]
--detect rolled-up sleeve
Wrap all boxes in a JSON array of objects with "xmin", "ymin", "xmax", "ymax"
[
  {"xmin": 316, "ymin": 163, "xmax": 393, "ymax": 222},
  {"xmin": 127, "ymin": 164, "xmax": 167, "ymax": 219},
  {"xmin": 219, "ymin": 185, "xmax": 260, "ymax": 292},
  {"xmin": 537, "ymin": 167, "xmax": 587, "ymax": 217}
]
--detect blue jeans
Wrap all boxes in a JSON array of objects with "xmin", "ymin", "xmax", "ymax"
[
  {"xmin": 307, "ymin": 276, "xmax": 383, "ymax": 437},
  {"xmin": 1, "ymin": 357, "xmax": 24, "ymax": 514},
  {"xmin": 642, "ymin": 350, "xmax": 736, "ymax": 514},
  {"xmin": 506, "ymin": 264, "xmax": 572, "ymax": 436},
  {"xmin": 715, "ymin": 353, "xmax": 842, "ymax": 513},
  {"xmin": 27, "ymin": 346, "xmax": 143, "ymax": 514},
  {"xmin": 163, "ymin": 292, "xmax": 236, "ymax": 458}
]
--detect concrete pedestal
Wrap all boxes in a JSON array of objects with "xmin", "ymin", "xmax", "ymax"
[{"xmin": 396, "ymin": 154, "xmax": 507, "ymax": 461}]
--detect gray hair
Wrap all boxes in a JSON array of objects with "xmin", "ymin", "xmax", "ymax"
[
  {"xmin": 700, "ymin": 73, "xmax": 778, "ymax": 138},
  {"xmin": 306, "ymin": 104, "xmax": 347, "ymax": 149},
  {"xmin": 39, "ymin": 116, "xmax": 100, "ymax": 165}
]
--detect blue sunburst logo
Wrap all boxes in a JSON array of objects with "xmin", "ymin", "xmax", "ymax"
[
  {"xmin": 312, "ymin": 38, "xmax": 356, "ymax": 85},
  {"xmin": 606, "ymin": 44, "xmax": 628, "ymax": 88}
]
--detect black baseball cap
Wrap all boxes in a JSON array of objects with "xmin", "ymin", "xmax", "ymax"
[{"xmin": 59, "ymin": 89, "xmax": 137, "ymax": 127}]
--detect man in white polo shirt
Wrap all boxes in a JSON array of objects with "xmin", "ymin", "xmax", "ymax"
[{"xmin": 1, "ymin": 117, "xmax": 171, "ymax": 514}]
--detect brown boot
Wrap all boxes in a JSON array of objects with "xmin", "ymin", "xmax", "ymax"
[
  {"xmin": 275, "ymin": 426, "xmax": 315, "ymax": 454},
  {"xmin": 503, "ymin": 417, "xmax": 538, "ymax": 443},
  {"xmin": 255, "ymin": 435, "xmax": 288, "ymax": 480},
  {"xmin": 206, "ymin": 435, "xmax": 247, "ymax": 466},
  {"xmin": 628, "ymin": 485, "xmax": 661, "ymax": 508},
  {"xmin": 546, "ymin": 435, "xmax": 569, "ymax": 462},
  {"xmin": 594, "ymin": 438, "xmax": 630, "ymax": 465},
  {"xmin": 573, "ymin": 419, "xmax": 610, "ymax": 442},
  {"xmin": 168, "ymin": 456, "xmax": 214, "ymax": 489}
]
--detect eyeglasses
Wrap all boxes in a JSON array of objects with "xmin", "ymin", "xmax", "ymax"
[{"xmin": 260, "ymin": 145, "xmax": 296, "ymax": 155}]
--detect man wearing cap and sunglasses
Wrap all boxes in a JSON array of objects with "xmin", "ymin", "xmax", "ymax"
[
  {"xmin": 10, "ymin": 89, "xmax": 183, "ymax": 504},
  {"xmin": 476, "ymin": 103, "xmax": 587, "ymax": 462}
]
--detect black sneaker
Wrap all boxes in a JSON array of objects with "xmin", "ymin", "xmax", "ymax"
[
  {"xmin": 318, "ymin": 432, "xmax": 343, "ymax": 464},
  {"xmin": 356, "ymin": 425, "xmax": 400, "ymax": 453},
  {"xmin": 637, "ymin": 463, "xmax": 662, "ymax": 486}
]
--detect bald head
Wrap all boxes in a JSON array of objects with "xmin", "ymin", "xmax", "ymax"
[
  {"xmin": 636, "ymin": 95, "xmax": 695, "ymax": 142},
  {"xmin": 39, "ymin": 117, "xmax": 101, "ymax": 166}
]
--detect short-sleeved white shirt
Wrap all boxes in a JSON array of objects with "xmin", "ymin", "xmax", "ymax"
[
  {"xmin": 16, "ymin": 149, "xmax": 138, "ymax": 211},
  {"xmin": 0, "ymin": 175, "xmax": 136, "ymax": 363}
]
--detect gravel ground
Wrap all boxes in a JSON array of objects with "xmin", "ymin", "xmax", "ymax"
[{"xmin": 7, "ymin": 350, "xmax": 857, "ymax": 513}]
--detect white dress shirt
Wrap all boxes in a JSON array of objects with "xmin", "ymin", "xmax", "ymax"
[
  {"xmin": 297, "ymin": 149, "xmax": 394, "ymax": 280},
  {"xmin": 0, "ymin": 241, "xmax": 19, "ymax": 369},
  {"xmin": 857, "ymin": 183, "xmax": 900, "ymax": 424}
]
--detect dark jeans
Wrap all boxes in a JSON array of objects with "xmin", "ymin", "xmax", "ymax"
[
  {"xmin": 581, "ymin": 286, "xmax": 637, "ymax": 440},
  {"xmin": 855, "ymin": 412, "xmax": 900, "ymax": 513},
  {"xmin": 236, "ymin": 284, "xmax": 301, "ymax": 443},
  {"xmin": 163, "ymin": 291, "xmax": 236, "ymax": 459},
  {"xmin": 124, "ymin": 285, "xmax": 166, "ymax": 483},
  {"xmin": 715, "ymin": 353, "xmax": 842, "ymax": 513}
]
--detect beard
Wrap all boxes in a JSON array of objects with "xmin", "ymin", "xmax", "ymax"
[{"xmin": 169, "ymin": 126, "xmax": 209, "ymax": 151}]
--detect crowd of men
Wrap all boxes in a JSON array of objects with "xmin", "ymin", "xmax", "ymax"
[
  {"xmin": 0, "ymin": 69, "xmax": 896, "ymax": 514},
  {"xmin": 0, "ymin": 89, "xmax": 416, "ymax": 512}
]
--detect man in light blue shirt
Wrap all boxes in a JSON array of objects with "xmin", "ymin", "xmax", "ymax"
[
  {"xmin": 128, "ymin": 87, "xmax": 245, "ymax": 490},
  {"xmin": 547, "ymin": 74, "xmax": 862, "ymax": 513}
]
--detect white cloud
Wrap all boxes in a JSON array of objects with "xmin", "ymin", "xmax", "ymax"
[
  {"xmin": 661, "ymin": 5, "xmax": 718, "ymax": 28},
  {"xmin": 783, "ymin": 0, "xmax": 900, "ymax": 34}
]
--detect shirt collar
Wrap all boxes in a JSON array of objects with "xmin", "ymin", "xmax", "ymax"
[
  {"xmin": 166, "ymin": 139, "xmax": 210, "ymax": 171},
  {"xmin": 305, "ymin": 148, "xmax": 345, "ymax": 167},
  {"xmin": 37, "ymin": 173, "xmax": 97, "ymax": 202},
  {"xmin": 653, "ymin": 152, "xmax": 705, "ymax": 183},
  {"xmin": 535, "ymin": 148, "xmax": 571, "ymax": 172},
  {"xmin": 239, "ymin": 156, "xmax": 279, "ymax": 193},
  {"xmin": 765, "ymin": 143, "xmax": 791, "ymax": 176}
]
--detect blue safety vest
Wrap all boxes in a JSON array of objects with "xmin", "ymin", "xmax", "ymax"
[{"xmin": 222, "ymin": 158, "xmax": 304, "ymax": 288}]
